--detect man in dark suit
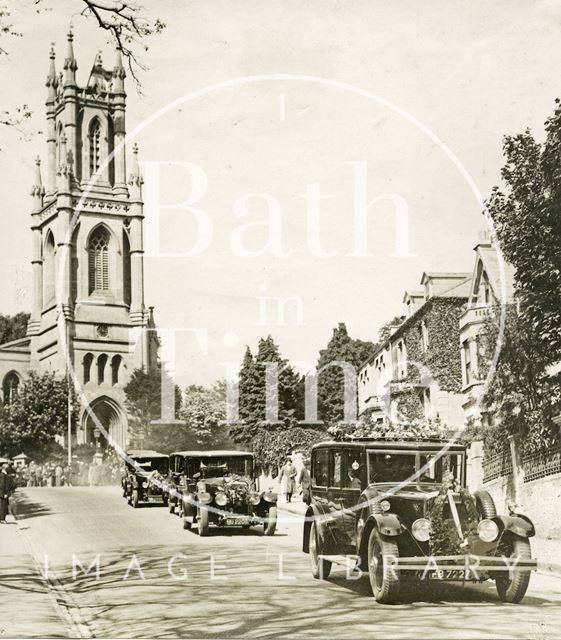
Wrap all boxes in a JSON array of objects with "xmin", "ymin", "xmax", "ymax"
[{"xmin": 0, "ymin": 464, "xmax": 11, "ymax": 523}]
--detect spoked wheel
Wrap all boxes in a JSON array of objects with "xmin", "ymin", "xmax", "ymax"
[
  {"xmin": 131, "ymin": 489, "xmax": 139, "ymax": 509},
  {"xmin": 264, "ymin": 507, "xmax": 277, "ymax": 536},
  {"xmin": 198, "ymin": 506, "xmax": 210, "ymax": 537},
  {"xmin": 495, "ymin": 536, "xmax": 532, "ymax": 603},
  {"xmin": 309, "ymin": 521, "xmax": 331, "ymax": 579},
  {"xmin": 367, "ymin": 528, "xmax": 400, "ymax": 603}
]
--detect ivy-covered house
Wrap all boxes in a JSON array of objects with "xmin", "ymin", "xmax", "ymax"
[
  {"xmin": 459, "ymin": 238, "xmax": 515, "ymax": 422},
  {"xmin": 358, "ymin": 272, "xmax": 471, "ymax": 428}
]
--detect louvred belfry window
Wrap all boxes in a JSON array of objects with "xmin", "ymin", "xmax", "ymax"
[
  {"xmin": 89, "ymin": 121, "xmax": 101, "ymax": 175},
  {"xmin": 88, "ymin": 228, "xmax": 110, "ymax": 294}
]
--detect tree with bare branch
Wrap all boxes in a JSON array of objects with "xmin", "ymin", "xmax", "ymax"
[{"xmin": 0, "ymin": 0, "xmax": 165, "ymax": 137}]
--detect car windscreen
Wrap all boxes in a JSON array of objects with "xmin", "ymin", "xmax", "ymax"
[
  {"xmin": 367, "ymin": 451, "xmax": 463, "ymax": 485},
  {"xmin": 135, "ymin": 457, "xmax": 169, "ymax": 474},
  {"xmin": 200, "ymin": 456, "xmax": 253, "ymax": 477}
]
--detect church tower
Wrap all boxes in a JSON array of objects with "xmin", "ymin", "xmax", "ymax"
[{"xmin": 26, "ymin": 33, "xmax": 157, "ymax": 449}]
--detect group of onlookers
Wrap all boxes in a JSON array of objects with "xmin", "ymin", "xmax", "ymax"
[{"xmin": 278, "ymin": 455, "xmax": 311, "ymax": 504}]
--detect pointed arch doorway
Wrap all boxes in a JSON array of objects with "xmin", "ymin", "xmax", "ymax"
[{"xmin": 82, "ymin": 396, "xmax": 128, "ymax": 450}]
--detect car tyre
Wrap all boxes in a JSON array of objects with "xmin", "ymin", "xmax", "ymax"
[
  {"xmin": 264, "ymin": 507, "xmax": 277, "ymax": 536},
  {"xmin": 309, "ymin": 520, "xmax": 331, "ymax": 579},
  {"xmin": 367, "ymin": 528, "xmax": 400, "ymax": 603},
  {"xmin": 198, "ymin": 506, "xmax": 210, "ymax": 536},
  {"xmin": 181, "ymin": 501, "xmax": 192, "ymax": 530},
  {"xmin": 474, "ymin": 490, "xmax": 497, "ymax": 519},
  {"xmin": 495, "ymin": 536, "xmax": 532, "ymax": 603},
  {"xmin": 169, "ymin": 498, "xmax": 176, "ymax": 514},
  {"xmin": 132, "ymin": 489, "xmax": 139, "ymax": 509}
]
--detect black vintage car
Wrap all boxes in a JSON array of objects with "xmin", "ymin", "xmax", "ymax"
[
  {"xmin": 303, "ymin": 439, "xmax": 537, "ymax": 604},
  {"xmin": 122, "ymin": 450, "xmax": 169, "ymax": 508},
  {"xmin": 167, "ymin": 450, "xmax": 277, "ymax": 536}
]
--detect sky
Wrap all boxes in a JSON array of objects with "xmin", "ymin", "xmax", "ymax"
[{"xmin": 1, "ymin": 0, "xmax": 561, "ymax": 386}]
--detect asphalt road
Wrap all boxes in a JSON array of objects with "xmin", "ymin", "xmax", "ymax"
[{"xmin": 9, "ymin": 487, "xmax": 561, "ymax": 639}]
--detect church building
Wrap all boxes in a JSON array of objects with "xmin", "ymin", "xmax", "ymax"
[{"xmin": 0, "ymin": 34, "xmax": 158, "ymax": 449}]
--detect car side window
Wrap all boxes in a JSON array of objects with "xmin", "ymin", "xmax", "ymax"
[
  {"xmin": 330, "ymin": 450, "xmax": 342, "ymax": 488},
  {"xmin": 343, "ymin": 450, "xmax": 363, "ymax": 489},
  {"xmin": 313, "ymin": 449, "xmax": 329, "ymax": 487}
]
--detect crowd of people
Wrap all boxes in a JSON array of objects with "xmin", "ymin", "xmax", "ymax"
[{"xmin": 0, "ymin": 451, "xmax": 123, "ymax": 490}]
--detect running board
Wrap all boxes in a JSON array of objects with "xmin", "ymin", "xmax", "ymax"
[{"xmin": 319, "ymin": 555, "xmax": 360, "ymax": 569}]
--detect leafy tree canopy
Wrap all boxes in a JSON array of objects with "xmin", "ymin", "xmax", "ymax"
[
  {"xmin": 317, "ymin": 322, "xmax": 377, "ymax": 426},
  {"xmin": 486, "ymin": 105, "xmax": 561, "ymax": 363},
  {"xmin": 0, "ymin": 312, "xmax": 30, "ymax": 345},
  {"xmin": 0, "ymin": 371, "xmax": 77, "ymax": 459}
]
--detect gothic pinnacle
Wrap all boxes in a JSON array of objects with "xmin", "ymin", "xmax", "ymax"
[
  {"xmin": 31, "ymin": 156, "xmax": 45, "ymax": 201},
  {"xmin": 46, "ymin": 43, "xmax": 58, "ymax": 93},
  {"xmin": 64, "ymin": 28, "xmax": 78, "ymax": 77}
]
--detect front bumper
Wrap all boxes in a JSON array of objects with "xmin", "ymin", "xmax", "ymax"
[{"xmin": 394, "ymin": 554, "xmax": 537, "ymax": 579}]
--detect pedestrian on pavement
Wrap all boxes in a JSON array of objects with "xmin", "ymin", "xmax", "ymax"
[
  {"xmin": 279, "ymin": 456, "xmax": 297, "ymax": 503},
  {"xmin": 0, "ymin": 464, "xmax": 10, "ymax": 523},
  {"xmin": 55, "ymin": 464, "xmax": 63, "ymax": 487},
  {"xmin": 298, "ymin": 459, "xmax": 312, "ymax": 505}
]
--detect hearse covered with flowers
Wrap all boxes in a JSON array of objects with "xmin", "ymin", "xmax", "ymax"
[
  {"xmin": 167, "ymin": 450, "xmax": 278, "ymax": 536},
  {"xmin": 122, "ymin": 450, "xmax": 169, "ymax": 508},
  {"xmin": 303, "ymin": 435, "xmax": 537, "ymax": 604}
]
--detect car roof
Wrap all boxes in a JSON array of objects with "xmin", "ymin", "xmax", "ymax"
[
  {"xmin": 311, "ymin": 439, "xmax": 466, "ymax": 452},
  {"xmin": 170, "ymin": 450, "xmax": 253, "ymax": 458},
  {"xmin": 126, "ymin": 450, "xmax": 168, "ymax": 459}
]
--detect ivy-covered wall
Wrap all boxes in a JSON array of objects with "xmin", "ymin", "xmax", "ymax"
[{"xmin": 390, "ymin": 297, "xmax": 466, "ymax": 421}]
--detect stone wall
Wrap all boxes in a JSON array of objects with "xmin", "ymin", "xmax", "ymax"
[{"xmin": 482, "ymin": 472, "xmax": 561, "ymax": 539}]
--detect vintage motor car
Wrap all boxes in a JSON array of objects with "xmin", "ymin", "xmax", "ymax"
[
  {"xmin": 303, "ymin": 439, "xmax": 537, "ymax": 604},
  {"xmin": 122, "ymin": 450, "xmax": 169, "ymax": 508},
  {"xmin": 168, "ymin": 450, "xmax": 278, "ymax": 536}
]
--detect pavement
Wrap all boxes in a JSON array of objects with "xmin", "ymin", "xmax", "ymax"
[
  {"xmin": 2, "ymin": 487, "xmax": 561, "ymax": 639},
  {"xmin": 0, "ymin": 515, "xmax": 68, "ymax": 638}
]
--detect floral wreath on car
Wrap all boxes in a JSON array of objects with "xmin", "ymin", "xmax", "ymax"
[
  {"xmin": 425, "ymin": 471, "xmax": 480, "ymax": 556},
  {"xmin": 220, "ymin": 474, "xmax": 252, "ymax": 506},
  {"xmin": 327, "ymin": 417, "xmax": 453, "ymax": 442}
]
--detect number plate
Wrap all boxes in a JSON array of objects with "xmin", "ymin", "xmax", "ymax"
[
  {"xmin": 225, "ymin": 518, "xmax": 249, "ymax": 526},
  {"xmin": 430, "ymin": 570, "xmax": 468, "ymax": 581}
]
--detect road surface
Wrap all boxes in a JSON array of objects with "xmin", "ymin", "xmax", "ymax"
[{"xmin": 5, "ymin": 487, "xmax": 561, "ymax": 638}]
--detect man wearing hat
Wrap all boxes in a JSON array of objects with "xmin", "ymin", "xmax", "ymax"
[{"xmin": 0, "ymin": 463, "xmax": 10, "ymax": 523}]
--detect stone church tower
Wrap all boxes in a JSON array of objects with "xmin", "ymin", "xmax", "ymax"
[{"xmin": 0, "ymin": 33, "xmax": 157, "ymax": 449}]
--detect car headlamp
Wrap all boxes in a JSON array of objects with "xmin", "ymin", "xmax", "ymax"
[
  {"xmin": 379, "ymin": 499, "xmax": 391, "ymax": 512},
  {"xmin": 197, "ymin": 491, "xmax": 211, "ymax": 504},
  {"xmin": 477, "ymin": 518, "xmax": 499, "ymax": 542},
  {"xmin": 215, "ymin": 492, "xmax": 228, "ymax": 507},
  {"xmin": 411, "ymin": 518, "xmax": 432, "ymax": 542},
  {"xmin": 142, "ymin": 482, "xmax": 148, "ymax": 488},
  {"xmin": 263, "ymin": 491, "xmax": 277, "ymax": 503},
  {"xmin": 250, "ymin": 492, "xmax": 262, "ymax": 505}
]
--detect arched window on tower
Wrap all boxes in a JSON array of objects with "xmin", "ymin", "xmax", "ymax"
[
  {"xmin": 88, "ymin": 227, "xmax": 110, "ymax": 294},
  {"xmin": 97, "ymin": 353, "xmax": 108, "ymax": 385},
  {"xmin": 111, "ymin": 355, "xmax": 122, "ymax": 385},
  {"xmin": 43, "ymin": 231, "xmax": 56, "ymax": 305},
  {"xmin": 123, "ymin": 229, "xmax": 131, "ymax": 306},
  {"xmin": 83, "ymin": 353, "xmax": 94, "ymax": 384},
  {"xmin": 89, "ymin": 120, "xmax": 101, "ymax": 175},
  {"xmin": 3, "ymin": 372, "xmax": 20, "ymax": 404}
]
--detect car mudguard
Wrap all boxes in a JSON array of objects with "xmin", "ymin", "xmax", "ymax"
[
  {"xmin": 495, "ymin": 514, "xmax": 535, "ymax": 538},
  {"xmin": 356, "ymin": 514, "xmax": 405, "ymax": 568}
]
